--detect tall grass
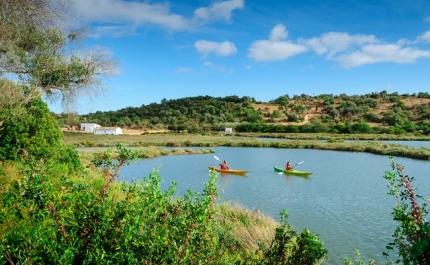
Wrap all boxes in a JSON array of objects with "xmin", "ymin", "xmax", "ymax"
[
  {"xmin": 66, "ymin": 133, "xmax": 430, "ymax": 161},
  {"xmin": 216, "ymin": 202, "xmax": 278, "ymax": 252}
]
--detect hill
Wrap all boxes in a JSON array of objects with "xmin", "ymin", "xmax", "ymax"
[
  {"xmin": 56, "ymin": 91, "xmax": 430, "ymax": 135},
  {"xmin": 252, "ymin": 93, "xmax": 430, "ymax": 126}
]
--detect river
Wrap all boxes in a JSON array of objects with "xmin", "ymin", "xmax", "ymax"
[{"xmin": 118, "ymin": 146, "xmax": 430, "ymax": 264}]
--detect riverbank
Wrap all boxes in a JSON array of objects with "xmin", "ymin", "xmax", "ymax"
[{"xmin": 65, "ymin": 132, "xmax": 430, "ymax": 161}]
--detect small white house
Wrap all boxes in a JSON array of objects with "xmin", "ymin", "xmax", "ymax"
[
  {"xmin": 80, "ymin": 123, "xmax": 101, "ymax": 133},
  {"xmin": 94, "ymin": 127, "xmax": 122, "ymax": 135},
  {"xmin": 225, "ymin": 128, "xmax": 233, "ymax": 134}
]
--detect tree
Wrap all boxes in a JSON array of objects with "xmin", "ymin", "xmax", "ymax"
[
  {"xmin": 0, "ymin": 97, "xmax": 81, "ymax": 168},
  {"xmin": 0, "ymin": 0, "xmax": 118, "ymax": 122}
]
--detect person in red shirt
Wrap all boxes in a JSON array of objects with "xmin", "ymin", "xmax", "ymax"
[
  {"xmin": 220, "ymin": 160, "xmax": 230, "ymax": 169},
  {"xmin": 285, "ymin": 161, "xmax": 293, "ymax": 171}
]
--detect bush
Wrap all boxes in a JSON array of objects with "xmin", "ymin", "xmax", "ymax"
[
  {"xmin": 0, "ymin": 97, "xmax": 81, "ymax": 169},
  {"xmin": 351, "ymin": 123, "xmax": 374, "ymax": 134},
  {"xmin": 0, "ymin": 145, "xmax": 328, "ymax": 264},
  {"xmin": 383, "ymin": 158, "xmax": 430, "ymax": 264}
]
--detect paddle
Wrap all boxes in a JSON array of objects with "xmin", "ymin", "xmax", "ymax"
[
  {"xmin": 292, "ymin": 160, "xmax": 304, "ymax": 168},
  {"xmin": 212, "ymin": 155, "xmax": 221, "ymax": 169},
  {"xmin": 214, "ymin": 156, "xmax": 230, "ymax": 169},
  {"xmin": 279, "ymin": 160, "xmax": 304, "ymax": 174}
]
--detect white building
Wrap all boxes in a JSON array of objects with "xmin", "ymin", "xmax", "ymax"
[
  {"xmin": 94, "ymin": 127, "xmax": 122, "ymax": 135},
  {"xmin": 80, "ymin": 123, "xmax": 101, "ymax": 133},
  {"xmin": 225, "ymin": 128, "xmax": 233, "ymax": 134}
]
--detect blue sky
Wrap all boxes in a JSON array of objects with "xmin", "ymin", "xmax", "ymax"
[{"xmin": 49, "ymin": 0, "xmax": 430, "ymax": 114}]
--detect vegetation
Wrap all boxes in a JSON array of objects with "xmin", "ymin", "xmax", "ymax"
[
  {"xmin": 1, "ymin": 1, "xmax": 429, "ymax": 264},
  {"xmin": 62, "ymin": 132, "xmax": 430, "ymax": 161},
  {"xmin": 0, "ymin": 0, "xmax": 118, "ymax": 124},
  {"xmin": 0, "ymin": 145, "xmax": 328, "ymax": 264},
  {"xmin": 345, "ymin": 158, "xmax": 430, "ymax": 265},
  {"xmin": 0, "ymin": 97, "xmax": 81, "ymax": 169},
  {"xmin": 382, "ymin": 158, "xmax": 430, "ymax": 264},
  {"xmin": 58, "ymin": 91, "xmax": 430, "ymax": 137}
]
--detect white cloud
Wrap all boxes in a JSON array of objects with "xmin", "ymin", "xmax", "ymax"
[
  {"xmin": 70, "ymin": 0, "xmax": 244, "ymax": 36},
  {"xmin": 304, "ymin": 32, "xmax": 378, "ymax": 57},
  {"xmin": 245, "ymin": 65, "xmax": 252, "ymax": 69},
  {"xmin": 194, "ymin": 40, "xmax": 238, "ymax": 57},
  {"xmin": 248, "ymin": 24, "xmax": 306, "ymax": 61},
  {"xmin": 425, "ymin": 16, "xmax": 430, "ymax": 21},
  {"xmin": 72, "ymin": 0, "xmax": 189, "ymax": 31},
  {"xmin": 89, "ymin": 25, "xmax": 137, "ymax": 38},
  {"xmin": 194, "ymin": 0, "xmax": 244, "ymax": 21},
  {"xmin": 248, "ymin": 24, "xmax": 430, "ymax": 67},
  {"xmin": 337, "ymin": 44, "xmax": 430, "ymax": 68},
  {"xmin": 417, "ymin": 31, "xmax": 430, "ymax": 42},
  {"xmin": 269, "ymin": 24, "xmax": 288, "ymax": 41},
  {"xmin": 174, "ymin": 67, "xmax": 193, "ymax": 73},
  {"xmin": 201, "ymin": 61, "xmax": 231, "ymax": 72},
  {"xmin": 248, "ymin": 40, "xmax": 306, "ymax": 61}
]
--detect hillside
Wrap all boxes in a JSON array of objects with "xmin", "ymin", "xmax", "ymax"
[
  {"xmin": 252, "ymin": 95, "xmax": 430, "ymax": 126},
  {"xmin": 56, "ymin": 91, "xmax": 430, "ymax": 135}
]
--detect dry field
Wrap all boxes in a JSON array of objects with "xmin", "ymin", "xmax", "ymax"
[
  {"xmin": 122, "ymin": 129, "xmax": 170, "ymax": 135},
  {"xmin": 252, "ymin": 97, "xmax": 430, "ymax": 125}
]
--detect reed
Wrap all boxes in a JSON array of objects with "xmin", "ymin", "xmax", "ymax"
[
  {"xmin": 68, "ymin": 132, "xmax": 430, "ymax": 161},
  {"xmin": 216, "ymin": 202, "xmax": 278, "ymax": 252}
]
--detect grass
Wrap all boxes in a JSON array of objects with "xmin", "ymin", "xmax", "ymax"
[
  {"xmin": 216, "ymin": 202, "xmax": 278, "ymax": 252},
  {"xmin": 65, "ymin": 132, "xmax": 430, "ymax": 161}
]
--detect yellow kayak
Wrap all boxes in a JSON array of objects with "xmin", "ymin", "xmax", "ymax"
[
  {"xmin": 208, "ymin": 166, "xmax": 249, "ymax": 175},
  {"xmin": 273, "ymin": 167, "xmax": 313, "ymax": 177}
]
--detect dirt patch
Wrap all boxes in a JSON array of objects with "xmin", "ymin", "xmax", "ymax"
[{"xmin": 122, "ymin": 129, "xmax": 170, "ymax": 135}]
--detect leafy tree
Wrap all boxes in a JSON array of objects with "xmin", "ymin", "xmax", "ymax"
[
  {"xmin": 0, "ymin": 97, "xmax": 81, "ymax": 168},
  {"xmin": 0, "ymin": 0, "xmax": 118, "ymax": 123},
  {"xmin": 351, "ymin": 122, "xmax": 374, "ymax": 134},
  {"xmin": 274, "ymin": 95, "xmax": 289, "ymax": 105},
  {"xmin": 272, "ymin": 110, "xmax": 282, "ymax": 118}
]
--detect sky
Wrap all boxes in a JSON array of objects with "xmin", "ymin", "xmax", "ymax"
[{"xmin": 48, "ymin": 0, "xmax": 430, "ymax": 114}]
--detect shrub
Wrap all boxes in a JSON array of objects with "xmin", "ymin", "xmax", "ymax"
[
  {"xmin": 0, "ymin": 144, "xmax": 329, "ymax": 264},
  {"xmin": 0, "ymin": 97, "xmax": 81, "ymax": 169},
  {"xmin": 383, "ymin": 158, "xmax": 430, "ymax": 264}
]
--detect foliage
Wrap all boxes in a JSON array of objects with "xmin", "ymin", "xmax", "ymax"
[
  {"xmin": 251, "ymin": 210, "xmax": 327, "ymax": 265},
  {"xmin": 0, "ymin": 143, "xmax": 330, "ymax": 264},
  {"xmin": 344, "ymin": 250, "xmax": 376, "ymax": 265},
  {"xmin": 0, "ymin": 0, "xmax": 118, "ymax": 122},
  {"xmin": 383, "ymin": 158, "xmax": 430, "ymax": 264},
  {"xmin": 351, "ymin": 123, "xmax": 374, "ymax": 134},
  {"xmin": 71, "ymin": 91, "xmax": 430, "ymax": 137},
  {"xmin": 0, "ymin": 145, "xmax": 228, "ymax": 263},
  {"xmin": 0, "ymin": 97, "xmax": 81, "ymax": 169}
]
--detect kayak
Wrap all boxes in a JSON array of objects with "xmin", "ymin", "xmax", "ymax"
[
  {"xmin": 208, "ymin": 166, "xmax": 249, "ymax": 175},
  {"xmin": 273, "ymin": 167, "xmax": 313, "ymax": 177}
]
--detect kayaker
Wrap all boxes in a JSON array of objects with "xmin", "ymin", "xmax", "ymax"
[
  {"xmin": 285, "ymin": 161, "xmax": 293, "ymax": 171},
  {"xmin": 220, "ymin": 160, "xmax": 230, "ymax": 169}
]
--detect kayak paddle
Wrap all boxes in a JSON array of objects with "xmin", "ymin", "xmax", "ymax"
[
  {"xmin": 293, "ymin": 161, "xmax": 304, "ymax": 167},
  {"xmin": 278, "ymin": 160, "xmax": 304, "ymax": 174}
]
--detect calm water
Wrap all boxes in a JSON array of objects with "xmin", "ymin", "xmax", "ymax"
[{"xmin": 119, "ymin": 146, "xmax": 430, "ymax": 264}]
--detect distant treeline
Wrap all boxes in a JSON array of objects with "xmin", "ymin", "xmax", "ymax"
[
  {"xmin": 57, "ymin": 91, "xmax": 430, "ymax": 135},
  {"xmin": 235, "ymin": 122, "xmax": 430, "ymax": 135}
]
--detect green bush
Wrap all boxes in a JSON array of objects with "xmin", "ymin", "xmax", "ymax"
[
  {"xmin": 0, "ymin": 97, "xmax": 81, "ymax": 169},
  {"xmin": 383, "ymin": 158, "xmax": 430, "ymax": 264},
  {"xmin": 0, "ymin": 145, "xmax": 328, "ymax": 264}
]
